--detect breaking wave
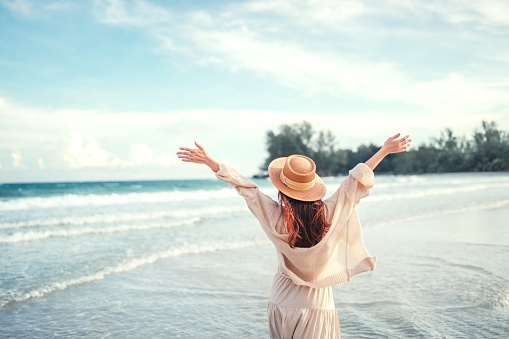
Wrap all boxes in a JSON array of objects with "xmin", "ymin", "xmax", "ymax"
[
  {"xmin": 0, "ymin": 205, "xmax": 248, "ymax": 230},
  {"xmin": 0, "ymin": 188, "xmax": 237, "ymax": 211},
  {"xmin": 0, "ymin": 218, "xmax": 201, "ymax": 244},
  {"xmin": 0, "ymin": 238, "xmax": 270, "ymax": 308}
]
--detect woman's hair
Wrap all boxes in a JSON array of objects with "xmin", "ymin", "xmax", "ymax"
[{"xmin": 278, "ymin": 191, "xmax": 331, "ymax": 248}]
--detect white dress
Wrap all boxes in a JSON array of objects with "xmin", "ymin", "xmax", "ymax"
[{"xmin": 267, "ymin": 272, "xmax": 341, "ymax": 339}]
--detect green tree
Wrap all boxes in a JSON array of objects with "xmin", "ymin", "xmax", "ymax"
[
  {"xmin": 469, "ymin": 121, "xmax": 509, "ymax": 171},
  {"xmin": 402, "ymin": 144, "xmax": 439, "ymax": 174},
  {"xmin": 262, "ymin": 120, "xmax": 509, "ymax": 176},
  {"xmin": 263, "ymin": 121, "xmax": 314, "ymax": 169},
  {"xmin": 347, "ymin": 144, "xmax": 381, "ymax": 171},
  {"xmin": 263, "ymin": 121, "xmax": 339, "ymax": 175},
  {"xmin": 312, "ymin": 130, "xmax": 339, "ymax": 176},
  {"xmin": 432, "ymin": 128, "xmax": 468, "ymax": 172}
]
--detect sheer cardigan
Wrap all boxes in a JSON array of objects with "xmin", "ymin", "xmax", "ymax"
[{"xmin": 215, "ymin": 163, "xmax": 376, "ymax": 289}]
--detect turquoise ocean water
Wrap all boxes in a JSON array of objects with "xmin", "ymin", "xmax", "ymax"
[{"xmin": 1, "ymin": 171, "xmax": 508, "ymax": 338}]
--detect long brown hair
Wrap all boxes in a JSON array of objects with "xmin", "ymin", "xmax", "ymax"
[{"xmin": 278, "ymin": 191, "xmax": 331, "ymax": 248}]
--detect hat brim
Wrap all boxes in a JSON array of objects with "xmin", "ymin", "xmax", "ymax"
[{"xmin": 268, "ymin": 157, "xmax": 326, "ymax": 202}]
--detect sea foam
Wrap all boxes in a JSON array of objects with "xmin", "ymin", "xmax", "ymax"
[
  {"xmin": 0, "ymin": 188, "xmax": 237, "ymax": 211},
  {"xmin": 0, "ymin": 238, "xmax": 270, "ymax": 308},
  {"xmin": 0, "ymin": 218, "xmax": 201, "ymax": 244},
  {"xmin": 364, "ymin": 182, "xmax": 509, "ymax": 203},
  {"xmin": 0, "ymin": 205, "xmax": 248, "ymax": 230},
  {"xmin": 363, "ymin": 199, "xmax": 509, "ymax": 228}
]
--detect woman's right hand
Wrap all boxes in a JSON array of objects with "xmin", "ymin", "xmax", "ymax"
[{"xmin": 176, "ymin": 141, "xmax": 220, "ymax": 172}]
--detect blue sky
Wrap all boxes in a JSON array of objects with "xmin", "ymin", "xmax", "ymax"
[{"xmin": 1, "ymin": 0, "xmax": 508, "ymax": 182}]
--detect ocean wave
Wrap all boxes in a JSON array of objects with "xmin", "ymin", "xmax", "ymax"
[
  {"xmin": 364, "ymin": 199, "xmax": 509, "ymax": 228},
  {"xmin": 381, "ymin": 174, "xmax": 509, "ymax": 185},
  {"xmin": 364, "ymin": 182, "xmax": 509, "ymax": 203},
  {"xmin": 0, "ymin": 205, "xmax": 249, "ymax": 230},
  {"xmin": 0, "ymin": 188, "xmax": 238, "ymax": 211},
  {"xmin": 0, "ymin": 218, "xmax": 201, "ymax": 244},
  {"xmin": 0, "ymin": 238, "xmax": 270, "ymax": 308}
]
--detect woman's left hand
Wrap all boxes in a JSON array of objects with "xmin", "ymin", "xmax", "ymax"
[{"xmin": 176, "ymin": 141, "xmax": 220, "ymax": 172}]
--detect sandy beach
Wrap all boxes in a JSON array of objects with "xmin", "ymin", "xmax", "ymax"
[{"xmin": 2, "ymin": 200, "xmax": 508, "ymax": 338}]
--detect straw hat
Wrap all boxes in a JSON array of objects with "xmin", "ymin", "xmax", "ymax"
[{"xmin": 268, "ymin": 155, "xmax": 326, "ymax": 202}]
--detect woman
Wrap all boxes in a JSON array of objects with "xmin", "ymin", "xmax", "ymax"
[{"xmin": 177, "ymin": 133, "xmax": 411, "ymax": 338}]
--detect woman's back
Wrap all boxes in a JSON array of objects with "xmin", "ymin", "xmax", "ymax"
[{"xmin": 278, "ymin": 192, "xmax": 331, "ymax": 248}]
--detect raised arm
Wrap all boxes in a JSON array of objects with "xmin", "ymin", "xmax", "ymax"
[
  {"xmin": 177, "ymin": 141, "xmax": 282, "ymax": 239},
  {"xmin": 176, "ymin": 141, "xmax": 220, "ymax": 172},
  {"xmin": 365, "ymin": 133, "xmax": 412, "ymax": 171}
]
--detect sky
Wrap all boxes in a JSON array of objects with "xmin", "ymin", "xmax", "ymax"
[{"xmin": 1, "ymin": 0, "xmax": 508, "ymax": 182}]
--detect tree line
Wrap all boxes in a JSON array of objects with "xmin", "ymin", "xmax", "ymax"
[{"xmin": 261, "ymin": 120, "xmax": 509, "ymax": 176}]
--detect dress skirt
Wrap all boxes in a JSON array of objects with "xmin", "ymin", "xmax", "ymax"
[{"xmin": 267, "ymin": 272, "xmax": 340, "ymax": 339}]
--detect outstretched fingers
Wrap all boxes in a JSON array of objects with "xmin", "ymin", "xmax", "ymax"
[
  {"xmin": 395, "ymin": 134, "xmax": 410, "ymax": 143},
  {"xmin": 398, "ymin": 136, "xmax": 412, "ymax": 151},
  {"xmin": 395, "ymin": 135, "xmax": 410, "ymax": 144},
  {"xmin": 180, "ymin": 146, "xmax": 202, "ymax": 151},
  {"xmin": 390, "ymin": 132, "xmax": 401, "ymax": 140},
  {"xmin": 402, "ymin": 136, "xmax": 412, "ymax": 145},
  {"xmin": 176, "ymin": 151, "xmax": 193, "ymax": 159},
  {"xmin": 177, "ymin": 154, "xmax": 202, "ymax": 164},
  {"xmin": 177, "ymin": 147, "xmax": 195, "ymax": 161},
  {"xmin": 176, "ymin": 143, "xmax": 209, "ymax": 164},
  {"xmin": 176, "ymin": 142, "xmax": 218, "ymax": 171},
  {"xmin": 194, "ymin": 141, "xmax": 204, "ymax": 150}
]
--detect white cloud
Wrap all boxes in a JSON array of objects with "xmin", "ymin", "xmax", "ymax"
[
  {"xmin": 156, "ymin": 35, "xmax": 194, "ymax": 55},
  {"xmin": 154, "ymin": 151, "xmax": 174, "ymax": 167},
  {"xmin": 63, "ymin": 131, "xmax": 121, "ymax": 168},
  {"xmin": 130, "ymin": 144, "xmax": 174, "ymax": 167},
  {"xmin": 131, "ymin": 143, "xmax": 153, "ymax": 165},
  {"xmin": 87, "ymin": 0, "xmax": 509, "ymax": 117},
  {"xmin": 87, "ymin": 0, "xmax": 509, "ymax": 119},
  {"xmin": 2, "ymin": 95, "xmax": 506, "ymax": 155},
  {"xmin": 422, "ymin": 0, "xmax": 509, "ymax": 28},
  {"xmin": 43, "ymin": 1, "xmax": 77, "ymax": 12},
  {"xmin": 2, "ymin": 0, "xmax": 90, "ymax": 19},
  {"xmin": 174, "ymin": 27, "xmax": 508, "ymax": 117},
  {"xmin": 11, "ymin": 149, "xmax": 25, "ymax": 168},
  {"xmin": 93, "ymin": 0, "xmax": 170, "ymax": 26},
  {"xmin": 61, "ymin": 131, "xmax": 176, "ymax": 169},
  {"xmin": 186, "ymin": 28, "xmax": 380, "ymax": 94},
  {"xmin": 237, "ymin": 0, "xmax": 509, "ymax": 30},
  {"xmin": 0, "ymin": 95, "xmax": 507, "ymax": 181},
  {"xmin": 236, "ymin": 0, "xmax": 372, "ymax": 30},
  {"xmin": 1, "ymin": 0, "xmax": 33, "ymax": 17},
  {"xmin": 38, "ymin": 158, "xmax": 45, "ymax": 169}
]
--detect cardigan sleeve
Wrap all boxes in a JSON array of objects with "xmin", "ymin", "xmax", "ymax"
[
  {"xmin": 348, "ymin": 162, "xmax": 376, "ymax": 205},
  {"xmin": 324, "ymin": 163, "xmax": 375, "ymax": 213},
  {"xmin": 214, "ymin": 164, "xmax": 281, "ymax": 232}
]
